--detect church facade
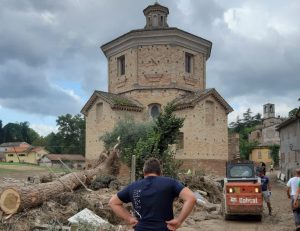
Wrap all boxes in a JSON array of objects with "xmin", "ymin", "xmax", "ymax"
[{"xmin": 81, "ymin": 3, "xmax": 233, "ymax": 175}]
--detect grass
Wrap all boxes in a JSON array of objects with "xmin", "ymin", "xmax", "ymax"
[
  {"xmin": 0, "ymin": 168, "xmax": 21, "ymax": 174},
  {"xmin": 0, "ymin": 162, "xmax": 69, "ymax": 177},
  {"xmin": 0, "ymin": 162, "xmax": 39, "ymax": 166}
]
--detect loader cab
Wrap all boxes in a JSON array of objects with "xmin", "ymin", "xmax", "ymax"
[
  {"xmin": 221, "ymin": 160, "xmax": 263, "ymax": 221},
  {"xmin": 226, "ymin": 160, "xmax": 256, "ymax": 179}
]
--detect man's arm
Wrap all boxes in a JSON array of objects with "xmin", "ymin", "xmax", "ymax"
[
  {"xmin": 166, "ymin": 187, "xmax": 196, "ymax": 231},
  {"xmin": 267, "ymin": 177, "xmax": 271, "ymax": 191},
  {"xmin": 286, "ymin": 179, "xmax": 291, "ymax": 199},
  {"xmin": 108, "ymin": 194, "xmax": 138, "ymax": 227},
  {"xmin": 294, "ymin": 182, "xmax": 300, "ymax": 207},
  {"xmin": 287, "ymin": 187, "xmax": 291, "ymax": 199}
]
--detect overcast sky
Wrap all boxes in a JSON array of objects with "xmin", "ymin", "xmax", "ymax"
[{"xmin": 0, "ymin": 0, "xmax": 299, "ymax": 136}]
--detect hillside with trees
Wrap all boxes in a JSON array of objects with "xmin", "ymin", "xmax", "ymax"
[
  {"xmin": 229, "ymin": 108, "xmax": 281, "ymax": 166},
  {"xmin": 229, "ymin": 108, "xmax": 262, "ymax": 160},
  {"xmin": 0, "ymin": 114, "xmax": 85, "ymax": 155}
]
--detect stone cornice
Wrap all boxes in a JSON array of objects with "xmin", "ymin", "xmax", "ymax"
[
  {"xmin": 81, "ymin": 91, "xmax": 143, "ymax": 116},
  {"xmin": 143, "ymin": 3, "xmax": 169, "ymax": 15},
  {"xmin": 101, "ymin": 28, "xmax": 212, "ymax": 60},
  {"xmin": 118, "ymin": 85, "xmax": 193, "ymax": 94},
  {"xmin": 173, "ymin": 88, "xmax": 233, "ymax": 114}
]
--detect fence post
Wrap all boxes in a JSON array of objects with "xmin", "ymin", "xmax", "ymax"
[{"xmin": 131, "ymin": 155, "xmax": 136, "ymax": 183}]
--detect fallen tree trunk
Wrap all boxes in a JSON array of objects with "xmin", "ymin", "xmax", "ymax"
[{"xmin": 0, "ymin": 149, "xmax": 119, "ymax": 215}]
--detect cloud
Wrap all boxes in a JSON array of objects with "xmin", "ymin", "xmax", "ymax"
[
  {"xmin": 0, "ymin": 60, "xmax": 82, "ymax": 116},
  {"xmin": 30, "ymin": 123, "xmax": 58, "ymax": 137},
  {"xmin": 0, "ymin": 0, "xmax": 299, "ymax": 125}
]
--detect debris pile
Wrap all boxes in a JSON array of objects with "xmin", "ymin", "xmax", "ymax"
[{"xmin": 0, "ymin": 147, "xmax": 223, "ymax": 231}]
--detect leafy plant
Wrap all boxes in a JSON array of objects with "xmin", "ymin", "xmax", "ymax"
[{"xmin": 101, "ymin": 102, "xmax": 184, "ymax": 178}]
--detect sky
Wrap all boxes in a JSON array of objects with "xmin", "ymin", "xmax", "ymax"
[{"xmin": 0, "ymin": 0, "xmax": 299, "ymax": 136}]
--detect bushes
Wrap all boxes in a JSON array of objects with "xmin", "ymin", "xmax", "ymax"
[{"xmin": 101, "ymin": 103, "xmax": 184, "ymax": 179}]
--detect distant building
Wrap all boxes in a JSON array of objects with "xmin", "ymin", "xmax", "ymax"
[
  {"xmin": 0, "ymin": 142, "xmax": 32, "ymax": 162},
  {"xmin": 249, "ymin": 145, "xmax": 273, "ymax": 167},
  {"xmin": 0, "ymin": 142, "xmax": 31, "ymax": 152},
  {"xmin": 228, "ymin": 133, "xmax": 240, "ymax": 160},
  {"xmin": 81, "ymin": 3, "xmax": 233, "ymax": 176},
  {"xmin": 39, "ymin": 154, "xmax": 85, "ymax": 169},
  {"xmin": 276, "ymin": 107, "xmax": 300, "ymax": 180},
  {"xmin": 2, "ymin": 145, "xmax": 49, "ymax": 164},
  {"xmin": 249, "ymin": 103, "xmax": 285, "ymax": 146},
  {"xmin": 0, "ymin": 153, "xmax": 5, "ymax": 162}
]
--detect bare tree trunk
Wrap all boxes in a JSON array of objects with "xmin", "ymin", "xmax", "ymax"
[{"xmin": 0, "ymin": 149, "xmax": 119, "ymax": 215}]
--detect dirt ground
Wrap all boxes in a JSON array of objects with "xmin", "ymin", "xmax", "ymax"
[
  {"xmin": 179, "ymin": 172, "xmax": 296, "ymax": 231},
  {"xmin": 0, "ymin": 164, "xmax": 64, "ymax": 180},
  {"xmin": 0, "ymin": 169, "xmax": 297, "ymax": 231}
]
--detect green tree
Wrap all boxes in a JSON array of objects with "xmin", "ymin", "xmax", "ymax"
[
  {"xmin": 44, "ymin": 132, "xmax": 62, "ymax": 154},
  {"xmin": 270, "ymin": 144, "xmax": 280, "ymax": 167},
  {"xmin": 154, "ymin": 103, "xmax": 184, "ymax": 156},
  {"xmin": 289, "ymin": 108, "xmax": 298, "ymax": 117},
  {"xmin": 229, "ymin": 108, "xmax": 262, "ymax": 160},
  {"xmin": 102, "ymin": 102, "xmax": 184, "ymax": 178},
  {"xmin": 101, "ymin": 119, "xmax": 154, "ymax": 166},
  {"xmin": 0, "ymin": 120, "xmax": 3, "ymax": 144},
  {"xmin": 55, "ymin": 114, "xmax": 85, "ymax": 155},
  {"xmin": 1, "ymin": 122, "xmax": 40, "ymax": 144}
]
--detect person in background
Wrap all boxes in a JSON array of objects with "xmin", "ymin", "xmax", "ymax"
[
  {"xmin": 259, "ymin": 170, "xmax": 272, "ymax": 215},
  {"xmin": 270, "ymin": 163, "xmax": 274, "ymax": 173},
  {"xmin": 290, "ymin": 169, "xmax": 300, "ymax": 230},
  {"xmin": 260, "ymin": 162, "xmax": 266, "ymax": 175},
  {"xmin": 109, "ymin": 158, "xmax": 196, "ymax": 231}
]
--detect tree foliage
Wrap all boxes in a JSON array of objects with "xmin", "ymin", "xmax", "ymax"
[
  {"xmin": 289, "ymin": 108, "xmax": 298, "ymax": 117},
  {"xmin": 53, "ymin": 114, "xmax": 85, "ymax": 154},
  {"xmin": 0, "ymin": 121, "xmax": 40, "ymax": 144},
  {"xmin": 0, "ymin": 114, "xmax": 85, "ymax": 156},
  {"xmin": 102, "ymin": 102, "xmax": 184, "ymax": 178},
  {"xmin": 229, "ymin": 108, "xmax": 262, "ymax": 159},
  {"xmin": 270, "ymin": 144, "xmax": 280, "ymax": 167}
]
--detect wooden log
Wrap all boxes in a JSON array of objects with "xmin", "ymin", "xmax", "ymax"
[{"xmin": 0, "ymin": 149, "xmax": 119, "ymax": 215}]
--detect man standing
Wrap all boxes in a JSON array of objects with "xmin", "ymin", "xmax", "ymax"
[
  {"xmin": 270, "ymin": 163, "xmax": 274, "ymax": 173},
  {"xmin": 109, "ymin": 158, "xmax": 196, "ymax": 231},
  {"xmin": 259, "ymin": 170, "xmax": 272, "ymax": 215},
  {"xmin": 289, "ymin": 169, "xmax": 300, "ymax": 229}
]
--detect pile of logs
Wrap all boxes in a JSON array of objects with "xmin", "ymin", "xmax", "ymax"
[{"xmin": 0, "ymin": 148, "xmax": 120, "ymax": 215}]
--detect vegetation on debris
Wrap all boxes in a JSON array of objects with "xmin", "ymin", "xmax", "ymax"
[
  {"xmin": 90, "ymin": 175, "xmax": 119, "ymax": 190},
  {"xmin": 102, "ymin": 102, "xmax": 184, "ymax": 178}
]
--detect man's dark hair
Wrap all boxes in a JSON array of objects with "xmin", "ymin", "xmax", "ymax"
[{"xmin": 143, "ymin": 158, "xmax": 161, "ymax": 175}]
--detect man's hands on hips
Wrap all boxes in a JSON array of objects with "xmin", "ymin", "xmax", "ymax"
[
  {"xmin": 128, "ymin": 216, "xmax": 138, "ymax": 228},
  {"xmin": 166, "ymin": 218, "xmax": 182, "ymax": 231}
]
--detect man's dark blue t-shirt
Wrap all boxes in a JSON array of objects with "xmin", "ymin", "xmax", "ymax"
[
  {"xmin": 260, "ymin": 175, "xmax": 269, "ymax": 191},
  {"xmin": 117, "ymin": 176, "xmax": 185, "ymax": 231}
]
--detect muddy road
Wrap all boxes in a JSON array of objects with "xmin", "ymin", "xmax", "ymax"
[{"xmin": 179, "ymin": 172, "xmax": 295, "ymax": 231}]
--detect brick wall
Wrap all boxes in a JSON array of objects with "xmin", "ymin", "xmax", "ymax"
[
  {"xmin": 180, "ymin": 159, "xmax": 227, "ymax": 177},
  {"xmin": 109, "ymin": 44, "xmax": 206, "ymax": 94}
]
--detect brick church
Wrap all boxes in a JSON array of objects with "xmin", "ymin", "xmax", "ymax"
[{"xmin": 81, "ymin": 3, "xmax": 233, "ymax": 175}]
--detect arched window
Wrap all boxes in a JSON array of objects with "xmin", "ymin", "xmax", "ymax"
[
  {"xmin": 176, "ymin": 132, "xmax": 184, "ymax": 150},
  {"xmin": 153, "ymin": 15, "xmax": 158, "ymax": 27},
  {"xmin": 205, "ymin": 100, "xmax": 215, "ymax": 126},
  {"xmin": 96, "ymin": 102, "xmax": 103, "ymax": 123},
  {"xmin": 148, "ymin": 104, "xmax": 161, "ymax": 119}
]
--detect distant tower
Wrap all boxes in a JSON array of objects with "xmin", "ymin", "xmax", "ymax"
[
  {"xmin": 143, "ymin": 3, "xmax": 169, "ymax": 29},
  {"xmin": 263, "ymin": 103, "xmax": 275, "ymax": 118}
]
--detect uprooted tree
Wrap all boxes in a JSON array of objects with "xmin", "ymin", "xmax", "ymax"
[
  {"xmin": 101, "ymin": 102, "xmax": 184, "ymax": 178},
  {"xmin": 0, "ymin": 147, "xmax": 119, "ymax": 215}
]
